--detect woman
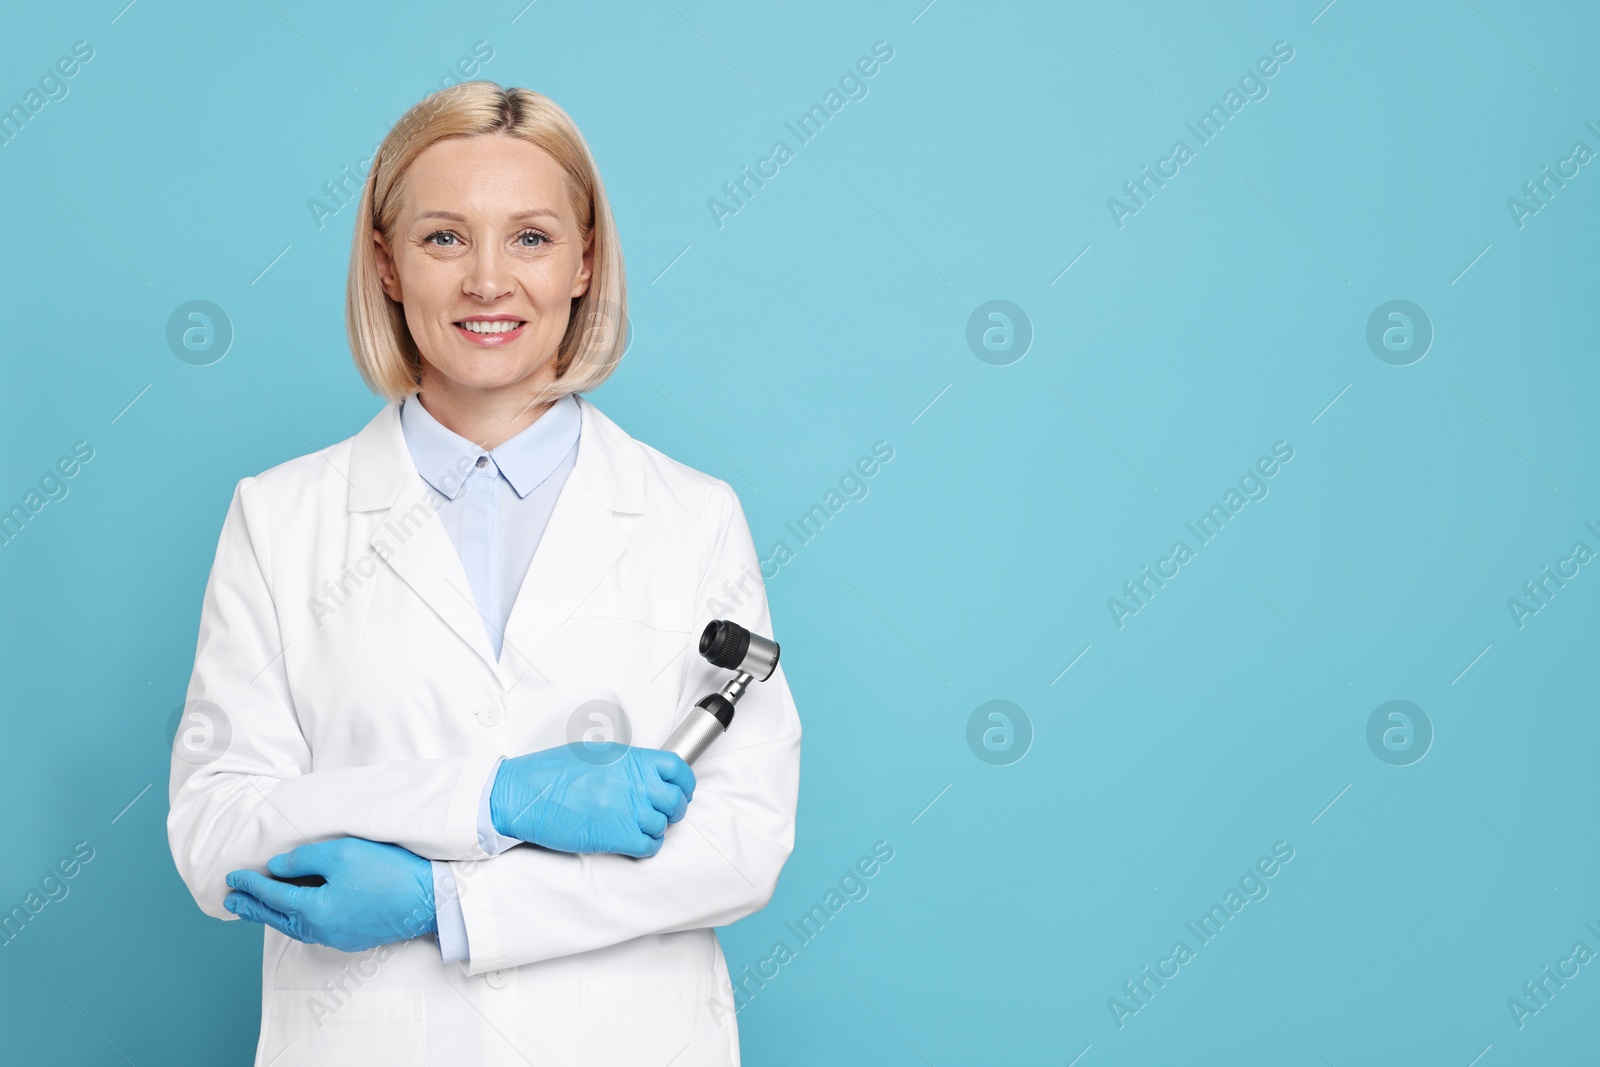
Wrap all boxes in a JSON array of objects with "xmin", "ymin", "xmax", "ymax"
[{"xmin": 167, "ymin": 81, "xmax": 801, "ymax": 1066}]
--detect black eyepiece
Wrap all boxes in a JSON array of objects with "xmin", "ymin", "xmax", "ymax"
[
  {"xmin": 700, "ymin": 620, "xmax": 748, "ymax": 669},
  {"xmin": 699, "ymin": 619, "xmax": 779, "ymax": 681}
]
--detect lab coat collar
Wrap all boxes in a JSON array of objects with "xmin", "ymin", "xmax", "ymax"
[
  {"xmin": 348, "ymin": 392, "xmax": 643, "ymax": 514},
  {"xmin": 398, "ymin": 391, "xmax": 582, "ymax": 501},
  {"xmin": 344, "ymin": 391, "xmax": 643, "ymax": 688}
]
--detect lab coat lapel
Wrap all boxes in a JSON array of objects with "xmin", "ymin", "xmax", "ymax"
[
  {"xmin": 494, "ymin": 467, "xmax": 624, "ymax": 688},
  {"xmin": 348, "ymin": 400, "xmax": 501, "ymax": 679},
  {"xmin": 495, "ymin": 395, "xmax": 640, "ymax": 690},
  {"xmin": 377, "ymin": 474, "xmax": 504, "ymax": 678}
]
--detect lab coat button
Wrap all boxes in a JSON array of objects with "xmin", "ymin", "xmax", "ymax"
[
  {"xmin": 485, "ymin": 969, "xmax": 510, "ymax": 989},
  {"xmin": 476, "ymin": 701, "xmax": 503, "ymax": 727}
]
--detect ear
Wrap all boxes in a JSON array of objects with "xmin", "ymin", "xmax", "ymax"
[
  {"xmin": 570, "ymin": 231, "xmax": 594, "ymax": 300},
  {"xmin": 372, "ymin": 229, "xmax": 402, "ymax": 303}
]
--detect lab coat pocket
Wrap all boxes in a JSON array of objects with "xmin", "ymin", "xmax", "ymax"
[
  {"xmin": 265, "ymin": 989, "xmax": 427, "ymax": 1067},
  {"xmin": 579, "ymin": 972, "xmax": 728, "ymax": 1065}
]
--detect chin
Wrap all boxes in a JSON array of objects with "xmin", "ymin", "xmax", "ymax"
[{"xmin": 444, "ymin": 364, "xmax": 551, "ymax": 391}]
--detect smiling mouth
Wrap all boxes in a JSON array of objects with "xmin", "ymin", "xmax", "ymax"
[{"xmin": 455, "ymin": 319, "xmax": 526, "ymax": 335}]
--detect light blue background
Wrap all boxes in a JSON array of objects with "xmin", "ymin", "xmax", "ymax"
[{"xmin": 1, "ymin": 1, "xmax": 1597, "ymax": 1063}]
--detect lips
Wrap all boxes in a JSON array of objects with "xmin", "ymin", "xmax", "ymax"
[{"xmin": 453, "ymin": 318, "xmax": 527, "ymax": 346}]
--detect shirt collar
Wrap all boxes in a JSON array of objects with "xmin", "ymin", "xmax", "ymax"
[{"xmin": 399, "ymin": 391, "xmax": 581, "ymax": 500}]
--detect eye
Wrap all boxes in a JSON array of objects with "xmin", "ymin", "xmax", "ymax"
[{"xmin": 421, "ymin": 228, "xmax": 551, "ymax": 249}]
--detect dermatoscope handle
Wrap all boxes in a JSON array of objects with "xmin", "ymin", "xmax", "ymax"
[{"xmin": 663, "ymin": 694, "xmax": 736, "ymax": 765}]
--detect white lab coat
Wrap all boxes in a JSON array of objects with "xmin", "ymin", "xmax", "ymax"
[{"xmin": 167, "ymin": 394, "xmax": 801, "ymax": 1066}]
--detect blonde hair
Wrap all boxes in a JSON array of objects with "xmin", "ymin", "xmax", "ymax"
[{"xmin": 346, "ymin": 81, "xmax": 627, "ymax": 406}]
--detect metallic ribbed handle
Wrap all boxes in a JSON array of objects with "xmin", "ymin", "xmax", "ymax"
[{"xmin": 662, "ymin": 706, "xmax": 726, "ymax": 765}]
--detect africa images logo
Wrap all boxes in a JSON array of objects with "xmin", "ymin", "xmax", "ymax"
[
  {"xmin": 1105, "ymin": 41, "xmax": 1295, "ymax": 229},
  {"xmin": 1107, "ymin": 841, "xmax": 1295, "ymax": 1029},
  {"xmin": 1107, "ymin": 441, "xmax": 1294, "ymax": 628}
]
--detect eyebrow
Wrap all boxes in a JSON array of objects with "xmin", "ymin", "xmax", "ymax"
[{"xmin": 415, "ymin": 209, "xmax": 560, "ymax": 223}]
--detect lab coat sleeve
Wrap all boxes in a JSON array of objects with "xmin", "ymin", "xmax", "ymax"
[
  {"xmin": 168, "ymin": 478, "xmax": 500, "ymax": 922},
  {"xmin": 448, "ymin": 479, "xmax": 801, "ymax": 975}
]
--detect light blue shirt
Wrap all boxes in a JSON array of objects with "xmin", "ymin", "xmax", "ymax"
[{"xmin": 398, "ymin": 389, "xmax": 581, "ymax": 963}]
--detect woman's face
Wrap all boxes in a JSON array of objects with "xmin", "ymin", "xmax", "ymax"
[{"xmin": 372, "ymin": 133, "xmax": 593, "ymax": 402}]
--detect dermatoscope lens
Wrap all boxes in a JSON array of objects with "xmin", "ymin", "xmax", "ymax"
[{"xmin": 699, "ymin": 620, "xmax": 779, "ymax": 681}]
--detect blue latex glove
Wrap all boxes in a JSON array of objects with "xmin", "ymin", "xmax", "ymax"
[
  {"xmin": 223, "ymin": 837, "xmax": 435, "ymax": 952},
  {"xmin": 490, "ymin": 742, "xmax": 696, "ymax": 858}
]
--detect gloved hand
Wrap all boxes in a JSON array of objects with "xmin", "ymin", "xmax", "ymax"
[
  {"xmin": 490, "ymin": 742, "xmax": 696, "ymax": 858},
  {"xmin": 223, "ymin": 837, "xmax": 435, "ymax": 952}
]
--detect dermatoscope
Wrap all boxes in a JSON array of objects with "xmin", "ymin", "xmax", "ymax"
[{"xmin": 662, "ymin": 619, "xmax": 779, "ymax": 765}]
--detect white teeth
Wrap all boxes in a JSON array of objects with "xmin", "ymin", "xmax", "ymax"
[{"xmin": 458, "ymin": 320, "xmax": 523, "ymax": 334}]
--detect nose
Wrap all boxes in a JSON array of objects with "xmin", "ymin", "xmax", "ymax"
[{"xmin": 464, "ymin": 236, "xmax": 512, "ymax": 302}]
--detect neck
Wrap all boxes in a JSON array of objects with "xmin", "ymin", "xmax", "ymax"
[{"xmin": 414, "ymin": 371, "xmax": 559, "ymax": 451}]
